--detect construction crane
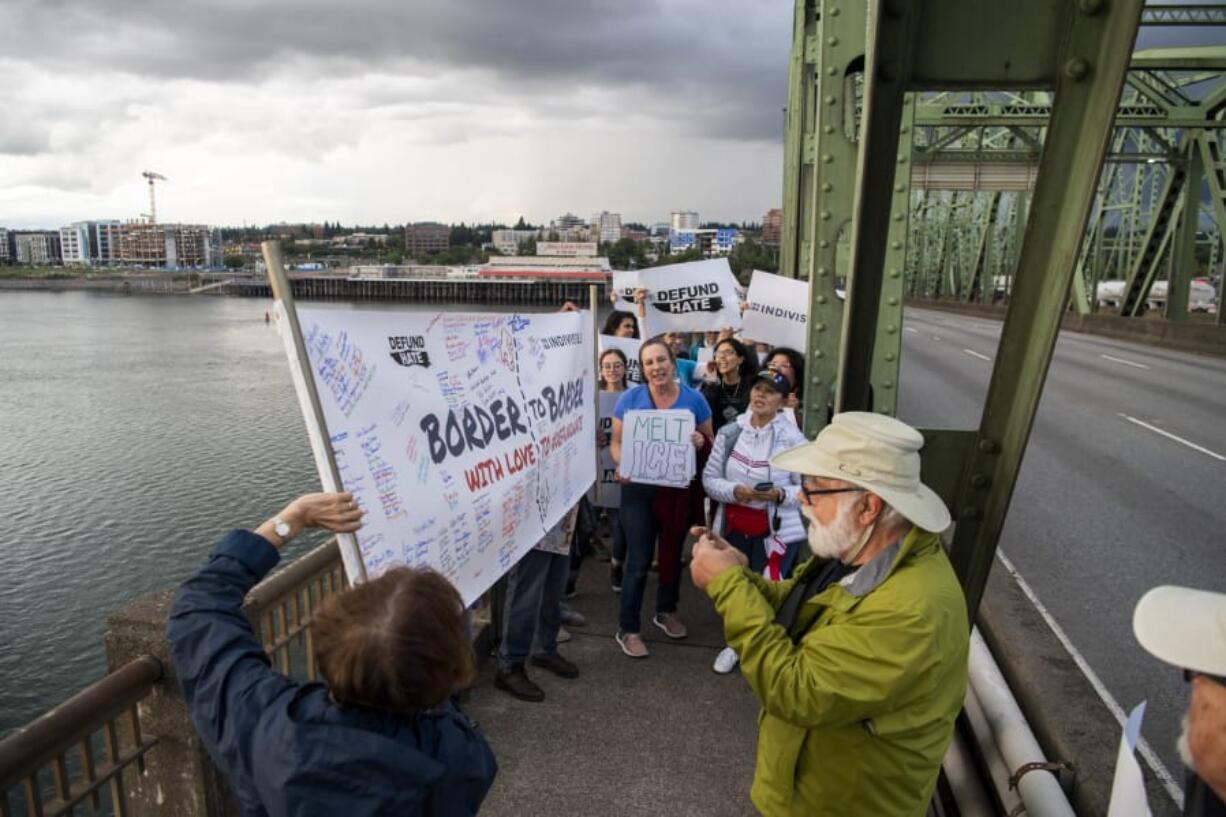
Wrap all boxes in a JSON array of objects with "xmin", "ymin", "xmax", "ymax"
[{"xmin": 141, "ymin": 171, "xmax": 167, "ymax": 224}]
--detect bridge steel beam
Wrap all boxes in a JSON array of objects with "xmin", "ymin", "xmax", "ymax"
[
  {"xmin": 942, "ymin": 1, "xmax": 1144, "ymax": 615},
  {"xmin": 779, "ymin": 0, "xmax": 816, "ymax": 283},
  {"xmin": 1197, "ymin": 133, "xmax": 1226, "ymax": 324},
  {"xmin": 1168, "ymin": 138, "xmax": 1204, "ymax": 321},
  {"xmin": 835, "ymin": 2, "xmax": 920, "ymax": 415},
  {"xmin": 1120, "ymin": 136, "xmax": 1190, "ymax": 316},
  {"xmin": 795, "ymin": 0, "xmax": 867, "ymax": 433}
]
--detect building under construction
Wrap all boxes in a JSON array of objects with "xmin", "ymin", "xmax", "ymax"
[{"xmin": 118, "ymin": 223, "xmax": 222, "ymax": 269}]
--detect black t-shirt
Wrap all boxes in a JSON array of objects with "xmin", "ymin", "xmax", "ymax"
[
  {"xmin": 702, "ymin": 377, "xmax": 753, "ymax": 432},
  {"xmin": 1186, "ymin": 774, "xmax": 1226, "ymax": 817}
]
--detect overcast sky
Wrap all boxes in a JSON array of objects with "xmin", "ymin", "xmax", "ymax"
[
  {"xmin": 0, "ymin": 0, "xmax": 793, "ymax": 229},
  {"xmin": 2, "ymin": 2, "xmax": 1216, "ymax": 231}
]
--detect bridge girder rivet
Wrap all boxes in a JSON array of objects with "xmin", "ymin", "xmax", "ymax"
[
  {"xmin": 1077, "ymin": 0, "xmax": 1103, "ymax": 14},
  {"xmin": 1064, "ymin": 58, "xmax": 1090, "ymax": 81},
  {"xmin": 970, "ymin": 473, "xmax": 991, "ymax": 489},
  {"xmin": 978, "ymin": 439, "xmax": 999, "ymax": 454}
]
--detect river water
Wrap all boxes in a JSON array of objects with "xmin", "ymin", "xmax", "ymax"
[
  {"xmin": 0, "ymin": 290, "xmax": 590, "ymax": 737},
  {"xmin": 1, "ymin": 292, "xmax": 366, "ymax": 735}
]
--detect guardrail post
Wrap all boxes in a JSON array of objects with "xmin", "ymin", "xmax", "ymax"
[{"xmin": 104, "ymin": 591, "xmax": 239, "ymax": 817}]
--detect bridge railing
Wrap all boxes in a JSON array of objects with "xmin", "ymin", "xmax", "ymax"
[
  {"xmin": 0, "ymin": 657, "xmax": 162, "ymax": 817},
  {"xmin": 0, "ymin": 538, "xmax": 351, "ymax": 817}
]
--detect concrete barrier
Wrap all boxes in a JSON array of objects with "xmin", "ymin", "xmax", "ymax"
[{"xmin": 908, "ymin": 298, "xmax": 1225, "ymax": 359}]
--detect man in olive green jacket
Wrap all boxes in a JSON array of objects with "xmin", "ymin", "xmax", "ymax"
[{"xmin": 691, "ymin": 412, "xmax": 969, "ymax": 817}]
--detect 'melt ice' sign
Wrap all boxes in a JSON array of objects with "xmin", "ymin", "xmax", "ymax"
[{"xmin": 619, "ymin": 409, "xmax": 695, "ymax": 488}]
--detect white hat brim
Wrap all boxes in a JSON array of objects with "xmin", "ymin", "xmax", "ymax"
[
  {"xmin": 771, "ymin": 442, "xmax": 952, "ymax": 533},
  {"xmin": 1133, "ymin": 585, "xmax": 1226, "ymax": 676}
]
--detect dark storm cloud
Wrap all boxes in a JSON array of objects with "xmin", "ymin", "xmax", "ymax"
[{"xmin": 0, "ymin": 0, "xmax": 791, "ymax": 142}]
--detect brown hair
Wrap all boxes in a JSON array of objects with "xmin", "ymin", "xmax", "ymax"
[
  {"xmin": 639, "ymin": 335, "xmax": 676, "ymax": 368},
  {"xmin": 311, "ymin": 567, "xmax": 474, "ymax": 713}
]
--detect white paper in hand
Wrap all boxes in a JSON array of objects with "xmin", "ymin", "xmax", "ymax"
[{"xmin": 1107, "ymin": 702, "xmax": 1152, "ymax": 817}]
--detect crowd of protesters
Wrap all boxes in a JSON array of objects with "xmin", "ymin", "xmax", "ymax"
[{"xmin": 162, "ymin": 285, "xmax": 1224, "ymax": 817}]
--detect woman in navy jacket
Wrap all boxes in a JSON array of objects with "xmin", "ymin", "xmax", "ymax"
[{"xmin": 166, "ymin": 491, "xmax": 496, "ymax": 817}]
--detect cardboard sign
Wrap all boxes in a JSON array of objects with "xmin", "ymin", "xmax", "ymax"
[
  {"xmin": 598, "ymin": 333, "xmax": 643, "ymax": 384},
  {"xmin": 282, "ymin": 306, "xmax": 596, "ymax": 604},
  {"xmin": 593, "ymin": 391, "xmax": 622, "ymax": 508},
  {"xmin": 636, "ymin": 259, "xmax": 743, "ymax": 335},
  {"xmin": 742, "ymin": 269, "xmax": 809, "ymax": 350},
  {"xmin": 618, "ymin": 409, "xmax": 695, "ymax": 488}
]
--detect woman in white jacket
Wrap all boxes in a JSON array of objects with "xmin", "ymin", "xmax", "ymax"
[{"xmin": 701, "ymin": 369, "xmax": 809, "ymax": 673}]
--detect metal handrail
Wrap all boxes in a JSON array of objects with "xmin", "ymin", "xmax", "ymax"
[
  {"xmin": 0, "ymin": 655, "xmax": 162, "ymax": 816},
  {"xmin": 243, "ymin": 537, "xmax": 344, "ymax": 616}
]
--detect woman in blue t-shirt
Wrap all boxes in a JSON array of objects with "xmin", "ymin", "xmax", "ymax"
[{"xmin": 609, "ymin": 337, "xmax": 713, "ymax": 658}]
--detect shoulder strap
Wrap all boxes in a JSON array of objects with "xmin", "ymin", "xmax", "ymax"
[{"xmin": 718, "ymin": 422, "xmax": 742, "ymax": 477}]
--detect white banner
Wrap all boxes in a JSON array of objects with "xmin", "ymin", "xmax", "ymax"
[
  {"xmin": 286, "ymin": 306, "xmax": 595, "ymax": 604},
  {"xmin": 610, "ymin": 269, "xmax": 641, "ymax": 309},
  {"xmin": 598, "ymin": 334, "xmax": 643, "ymax": 384},
  {"xmin": 636, "ymin": 258, "xmax": 743, "ymax": 335},
  {"xmin": 742, "ymin": 269, "xmax": 809, "ymax": 350},
  {"xmin": 618, "ymin": 409, "xmax": 695, "ymax": 487},
  {"xmin": 594, "ymin": 391, "xmax": 622, "ymax": 508}
]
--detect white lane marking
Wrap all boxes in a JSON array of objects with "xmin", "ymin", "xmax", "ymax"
[
  {"xmin": 905, "ymin": 327, "xmax": 919, "ymax": 334},
  {"xmin": 1100, "ymin": 354, "xmax": 1151, "ymax": 370},
  {"xmin": 963, "ymin": 348, "xmax": 992, "ymax": 361},
  {"xmin": 1119, "ymin": 414, "xmax": 1226, "ymax": 462},
  {"xmin": 996, "ymin": 551, "xmax": 1185, "ymax": 808},
  {"xmin": 932, "ymin": 335, "xmax": 942, "ymax": 341}
]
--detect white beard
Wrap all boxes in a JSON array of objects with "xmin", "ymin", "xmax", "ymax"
[
  {"xmin": 1178, "ymin": 712, "xmax": 1195, "ymax": 770},
  {"xmin": 805, "ymin": 498, "xmax": 860, "ymax": 560}
]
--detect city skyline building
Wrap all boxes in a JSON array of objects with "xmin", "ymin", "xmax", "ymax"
[
  {"xmin": 118, "ymin": 223, "xmax": 221, "ymax": 268},
  {"xmin": 670, "ymin": 211, "xmax": 700, "ymax": 233},
  {"xmin": 490, "ymin": 228, "xmax": 540, "ymax": 255},
  {"xmin": 60, "ymin": 223, "xmax": 90, "ymax": 266},
  {"xmin": 405, "ymin": 222, "xmax": 450, "ymax": 256},
  {"xmin": 762, "ymin": 208, "xmax": 782, "ymax": 246},
  {"xmin": 14, "ymin": 232, "xmax": 62, "ymax": 265},
  {"xmin": 592, "ymin": 211, "xmax": 622, "ymax": 244},
  {"xmin": 0, "ymin": 228, "xmax": 9, "ymax": 263}
]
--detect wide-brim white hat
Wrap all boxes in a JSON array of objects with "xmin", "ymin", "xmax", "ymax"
[
  {"xmin": 770, "ymin": 412, "xmax": 951, "ymax": 533},
  {"xmin": 1133, "ymin": 585, "xmax": 1226, "ymax": 676}
]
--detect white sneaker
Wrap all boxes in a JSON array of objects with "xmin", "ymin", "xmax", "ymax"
[
  {"xmin": 557, "ymin": 627, "xmax": 571, "ymax": 643},
  {"xmin": 713, "ymin": 646, "xmax": 739, "ymax": 674}
]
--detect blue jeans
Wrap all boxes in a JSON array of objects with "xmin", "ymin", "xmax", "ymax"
[
  {"xmin": 498, "ymin": 548, "xmax": 569, "ymax": 671},
  {"xmin": 608, "ymin": 509, "xmax": 626, "ymax": 563},
  {"xmin": 618, "ymin": 483, "xmax": 682, "ymax": 633}
]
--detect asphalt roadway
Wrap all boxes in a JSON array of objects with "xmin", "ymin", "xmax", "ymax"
[
  {"xmin": 899, "ymin": 306, "xmax": 1226, "ymax": 808},
  {"xmin": 463, "ymin": 308, "xmax": 1222, "ymax": 816}
]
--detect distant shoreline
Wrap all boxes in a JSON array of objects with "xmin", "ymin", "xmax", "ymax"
[{"xmin": 0, "ymin": 273, "xmax": 199, "ymax": 295}]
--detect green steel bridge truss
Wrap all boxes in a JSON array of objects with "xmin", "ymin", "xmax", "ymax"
[{"xmin": 775, "ymin": 0, "xmax": 1209, "ymax": 614}]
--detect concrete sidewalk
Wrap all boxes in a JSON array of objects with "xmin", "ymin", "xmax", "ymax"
[{"xmin": 464, "ymin": 556, "xmax": 763, "ymax": 817}]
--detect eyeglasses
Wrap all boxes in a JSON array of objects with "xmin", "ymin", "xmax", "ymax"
[
  {"xmin": 713, "ymin": 350, "xmax": 739, "ymax": 360},
  {"xmin": 799, "ymin": 485, "xmax": 863, "ymax": 503},
  {"xmin": 1183, "ymin": 669, "xmax": 1226, "ymax": 687}
]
